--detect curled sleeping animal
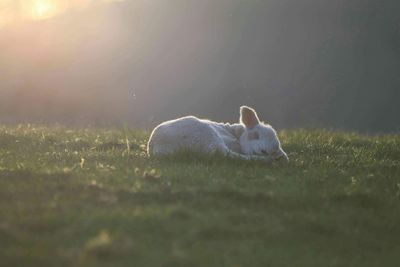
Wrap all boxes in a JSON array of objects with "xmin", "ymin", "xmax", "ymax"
[{"xmin": 147, "ymin": 106, "xmax": 288, "ymax": 163}]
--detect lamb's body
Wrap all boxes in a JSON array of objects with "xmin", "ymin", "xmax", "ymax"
[
  {"xmin": 147, "ymin": 106, "xmax": 288, "ymax": 162},
  {"xmin": 147, "ymin": 116, "xmax": 246, "ymax": 156}
]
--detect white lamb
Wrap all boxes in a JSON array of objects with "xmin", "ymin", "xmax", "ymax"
[{"xmin": 147, "ymin": 106, "xmax": 288, "ymax": 162}]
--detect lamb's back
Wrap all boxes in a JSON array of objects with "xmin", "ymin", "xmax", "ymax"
[{"xmin": 147, "ymin": 116, "xmax": 221, "ymax": 155}]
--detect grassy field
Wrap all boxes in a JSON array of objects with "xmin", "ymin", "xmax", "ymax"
[{"xmin": 0, "ymin": 125, "xmax": 399, "ymax": 267}]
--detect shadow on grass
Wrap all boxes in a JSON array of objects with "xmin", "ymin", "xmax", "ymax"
[{"xmin": 148, "ymin": 150, "xmax": 287, "ymax": 169}]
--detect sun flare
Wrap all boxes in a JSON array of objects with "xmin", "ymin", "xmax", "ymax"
[
  {"xmin": 32, "ymin": 0, "xmax": 55, "ymax": 20},
  {"xmin": 0, "ymin": 0, "xmax": 125, "ymax": 27},
  {"xmin": 27, "ymin": 0, "xmax": 122, "ymax": 21}
]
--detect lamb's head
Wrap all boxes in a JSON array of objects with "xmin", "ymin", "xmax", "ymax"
[{"xmin": 239, "ymin": 106, "xmax": 288, "ymax": 161}]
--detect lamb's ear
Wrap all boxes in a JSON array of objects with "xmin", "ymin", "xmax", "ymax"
[{"xmin": 240, "ymin": 106, "xmax": 260, "ymax": 128}]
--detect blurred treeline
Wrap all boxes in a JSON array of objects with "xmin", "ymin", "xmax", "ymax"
[{"xmin": 0, "ymin": 0, "xmax": 399, "ymax": 132}]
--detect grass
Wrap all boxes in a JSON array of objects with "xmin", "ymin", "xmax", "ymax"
[{"xmin": 0, "ymin": 124, "xmax": 399, "ymax": 267}]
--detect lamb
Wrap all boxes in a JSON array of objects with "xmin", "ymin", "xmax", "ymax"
[{"xmin": 147, "ymin": 106, "xmax": 288, "ymax": 162}]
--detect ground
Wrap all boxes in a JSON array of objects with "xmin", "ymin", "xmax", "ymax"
[{"xmin": 0, "ymin": 125, "xmax": 399, "ymax": 267}]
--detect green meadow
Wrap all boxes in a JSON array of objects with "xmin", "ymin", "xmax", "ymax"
[{"xmin": 0, "ymin": 125, "xmax": 399, "ymax": 267}]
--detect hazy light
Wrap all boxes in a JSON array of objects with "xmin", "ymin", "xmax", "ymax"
[
  {"xmin": 32, "ymin": 0, "xmax": 55, "ymax": 20},
  {"xmin": 0, "ymin": 0, "xmax": 125, "ymax": 26}
]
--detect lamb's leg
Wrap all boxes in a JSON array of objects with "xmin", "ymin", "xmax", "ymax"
[
  {"xmin": 214, "ymin": 144, "xmax": 274, "ymax": 163},
  {"xmin": 227, "ymin": 150, "xmax": 274, "ymax": 163}
]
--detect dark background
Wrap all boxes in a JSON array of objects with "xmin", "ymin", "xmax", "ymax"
[{"xmin": 1, "ymin": 0, "xmax": 399, "ymax": 132}]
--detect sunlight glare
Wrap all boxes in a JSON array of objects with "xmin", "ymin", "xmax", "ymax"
[
  {"xmin": 0, "ymin": 0, "xmax": 126, "ymax": 27},
  {"xmin": 32, "ymin": 0, "xmax": 55, "ymax": 20}
]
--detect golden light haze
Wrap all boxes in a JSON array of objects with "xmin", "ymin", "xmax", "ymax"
[{"xmin": 0, "ymin": 0, "xmax": 123, "ymax": 27}]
